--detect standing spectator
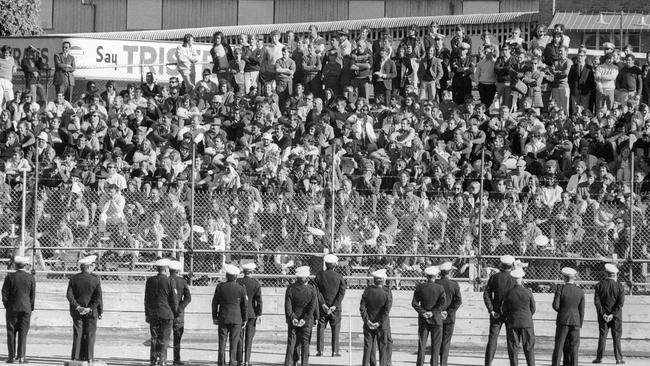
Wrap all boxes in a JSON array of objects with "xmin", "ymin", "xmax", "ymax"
[
  {"xmin": 244, "ymin": 35, "xmax": 264, "ymax": 94},
  {"xmin": 594, "ymin": 53, "xmax": 618, "ymax": 112},
  {"xmin": 615, "ymin": 54, "xmax": 643, "ymax": 105},
  {"xmin": 475, "ymin": 45, "xmax": 497, "ymax": 108},
  {"xmin": 350, "ymin": 40, "xmax": 373, "ymax": 100},
  {"xmin": 21, "ymin": 46, "xmax": 47, "ymax": 105},
  {"xmin": 450, "ymin": 26, "xmax": 472, "ymax": 56},
  {"xmin": 54, "ymin": 42, "xmax": 76, "ymax": 101},
  {"xmin": 177, "ymin": 34, "xmax": 200, "ymax": 95},
  {"xmin": 550, "ymin": 46, "xmax": 572, "ymax": 115},
  {"xmin": 529, "ymin": 25, "xmax": 551, "ymax": 50},
  {"xmin": 141, "ymin": 72, "xmax": 161, "ymax": 99},
  {"xmin": 373, "ymin": 47, "xmax": 397, "ymax": 105},
  {"xmin": 301, "ymin": 43, "xmax": 322, "ymax": 96},
  {"xmin": 417, "ymin": 46, "xmax": 443, "ymax": 102},
  {"xmin": 275, "ymin": 47, "xmax": 296, "ymax": 105},
  {"xmin": 0, "ymin": 45, "xmax": 16, "ymax": 108},
  {"xmin": 495, "ymin": 45, "xmax": 514, "ymax": 108},
  {"xmin": 568, "ymin": 49, "xmax": 595, "ymax": 113},
  {"xmin": 210, "ymin": 31, "xmax": 234, "ymax": 83},
  {"xmin": 450, "ymin": 43, "xmax": 474, "ymax": 105},
  {"xmin": 261, "ymin": 30, "xmax": 284, "ymax": 88}
]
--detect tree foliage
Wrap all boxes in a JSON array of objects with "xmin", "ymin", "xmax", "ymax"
[{"xmin": 0, "ymin": 0, "xmax": 43, "ymax": 36}]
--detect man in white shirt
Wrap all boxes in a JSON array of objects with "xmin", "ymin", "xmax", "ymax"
[
  {"xmin": 98, "ymin": 183, "xmax": 126, "ymax": 235},
  {"xmin": 0, "ymin": 45, "xmax": 16, "ymax": 109}
]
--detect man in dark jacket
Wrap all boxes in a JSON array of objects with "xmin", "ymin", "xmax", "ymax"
[
  {"xmin": 502, "ymin": 268, "xmax": 536, "ymax": 366},
  {"xmin": 314, "ymin": 254, "xmax": 347, "ymax": 357},
  {"xmin": 237, "ymin": 262, "xmax": 263, "ymax": 366},
  {"xmin": 212, "ymin": 264, "xmax": 248, "ymax": 366},
  {"xmin": 568, "ymin": 49, "xmax": 595, "ymax": 113},
  {"xmin": 360, "ymin": 269, "xmax": 392, "ymax": 366},
  {"xmin": 145, "ymin": 258, "xmax": 177, "ymax": 366},
  {"xmin": 284, "ymin": 266, "xmax": 318, "ymax": 366},
  {"xmin": 435, "ymin": 262, "xmax": 462, "ymax": 366},
  {"xmin": 412, "ymin": 266, "xmax": 447, "ymax": 366},
  {"xmin": 1, "ymin": 256, "xmax": 35, "ymax": 363},
  {"xmin": 593, "ymin": 263, "xmax": 625, "ymax": 364},
  {"xmin": 551, "ymin": 267, "xmax": 584, "ymax": 366},
  {"xmin": 484, "ymin": 255, "xmax": 517, "ymax": 366},
  {"xmin": 66, "ymin": 255, "xmax": 103, "ymax": 363},
  {"xmin": 169, "ymin": 260, "xmax": 191, "ymax": 366}
]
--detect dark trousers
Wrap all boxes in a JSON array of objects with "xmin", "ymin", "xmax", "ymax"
[
  {"xmin": 440, "ymin": 322, "xmax": 455, "ymax": 366},
  {"xmin": 149, "ymin": 318, "xmax": 172, "ymax": 365},
  {"xmin": 363, "ymin": 326, "xmax": 388, "ymax": 366},
  {"xmin": 173, "ymin": 318, "xmax": 184, "ymax": 363},
  {"xmin": 237, "ymin": 318, "xmax": 257, "ymax": 363},
  {"xmin": 71, "ymin": 315, "xmax": 97, "ymax": 361},
  {"xmin": 6, "ymin": 311, "xmax": 30, "ymax": 359},
  {"xmin": 416, "ymin": 320, "xmax": 442, "ymax": 366},
  {"xmin": 505, "ymin": 327, "xmax": 535, "ymax": 366},
  {"xmin": 219, "ymin": 324, "xmax": 242, "ymax": 366},
  {"xmin": 352, "ymin": 79, "xmax": 371, "ymax": 100},
  {"xmin": 478, "ymin": 83, "xmax": 497, "ymax": 109},
  {"xmin": 370, "ymin": 321, "xmax": 392, "ymax": 366},
  {"xmin": 485, "ymin": 317, "xmax": 506, "ymax": 366},
  {"xmin": 317, "ymin": 310, "xmax": 341, "ymax": 354},
  {"xmin": 551, "ymin": 324, "xmax": 580, "ymax": 366},
  {"xmin": 596, "ymin": 317, "xmax": 623, "ymax": 361},
  {"xmin": 284, "ymin": 323, "xmax": 312, "ymax": 366}
]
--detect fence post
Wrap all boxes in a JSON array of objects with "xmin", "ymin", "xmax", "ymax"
[
  {"xmin": 476, "ymin": 147, "xmax": 485, "ymax": 291},
  {"xmin": 32, "ymin": 148, "xmax": 39, "ymax": 271},
  {"xmin": 629, "ymin": 149, "xmax": 634, "ymax": 295},
  {"xmin": 20, "ymin": 170, "xmax": 27, "ymax": 255},
  {"xmin": 348, "ymin": 312, "xmax": 352, "ymax": 366},
  {"xmin": 330, "ymin": 146, "xmax": 336, "ymax": 253},
  {"xmin": 189, "ymin": 143, "xmax": 196, "ymax": 286}
]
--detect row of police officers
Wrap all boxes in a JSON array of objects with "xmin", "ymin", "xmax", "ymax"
[{"xmin": 0, "ymin": 253, "xmax": 626, "ymax": 365}]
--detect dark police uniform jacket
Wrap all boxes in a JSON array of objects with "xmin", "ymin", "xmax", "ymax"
[
  {"xmin": 2, "ymin": 270, "xmax": 35, "ymax": 313},
  {"xmin": 237, "ymin": 276, "xmax": 263, "ymax": 319},
  {"xmin": 360, "ymin": 284, "xmax": 392, "ymax": 327},
  {"xmin": 284, "ymin": 282, "xmax": 318, "ymax": 325},
  {"xmin": 313, "ymin": 269, "xmax": 346, "ymax": 309},
  {"xmin": 594, "ymin": 278, "xmax": 625, "ymax": 320},
  {"xmin": 212, "ymin": 280, "xmax": 248, "ymax": 325},
  {"xmin": 552, "ymin": 283, "xmax": 584, "ymax": 327},
  {"xmin": 435, "ymin": 277, "xmax": 462, "ymax": 324},
  {"xmin": 145, "ymin": 274, "xmax": 177, "ymax": 320},
  {"xmin": 502, "ymin": 285, "xmax": 536, "ymax": 329},
  {"xmin": 483, "ymin": 270, "xmax": 516, "ymax": 315},
  {"xmin": 170, "ymin": 274, "xmax": 192, "ymax": 321},
  {"xmin": 412, "ymin": 281, "xmax": 447, "ymax": 326},
  {"xmin": 67, "ymin": 272, "xmax": 103, "ymax": 319}
]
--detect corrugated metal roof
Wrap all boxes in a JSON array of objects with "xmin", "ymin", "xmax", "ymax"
[
  {"xmin": 551, "ymin": 12, "xmax": 650, "ymax": 31},
  {"xmin": 55, "ymin": 11, "xmax": 538, "ymax": 41}
]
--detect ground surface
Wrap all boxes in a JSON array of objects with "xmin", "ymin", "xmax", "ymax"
[{"xmin": 13, "ymin": 328, "xmax": 649, "ymax": 366}]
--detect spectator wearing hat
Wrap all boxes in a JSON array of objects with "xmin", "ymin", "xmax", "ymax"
[
  {"xmin": 483, "ymin": 255, "xmax": 516, "ymax": 366},
  {"xmin": 145, "ymin": 259, "xmax": 177, "ymax": 365},
  {"xmin": 551, "ymin": 267, "xmax": 585, "ymax": 366},
  {"xmin": 284, "ymin": 266, "xmax": 318, "ymax": 366},
  {"xmin": 593, "ymin": 263, "xmax": 625, "ymax": 364},
  {"xmin": 1, "ymin": 256, "xmax": 35, "ymax": 363},
  {"xmin": 594, "ymin": 53, "xmax": 619, "ymax": 111},
  {"xmin": 435, "ymin": 262, "xmax": 462, "ymax": 366},
  {"xmin": 168, "ymin": 260, "xmax": 191, "ymax": 366},
  {"xmin": 236, "ymin": 263, "xmax": 263, "ymax": 366},
  {"xmin": 67, "ymin": 255, "xmax": 103, "ymax": 362},
  {"xmin": 360, "ymin": 269, "xmax": 392, "ymax": 366},
  {"xmin": 450, "ymin": 42, "xmax": 475, "ymax": 105},
  {"xmin": 195, "ymin": 69, "xmax": 219, "ymax": 105},
  {"xmin": 502, "ymin": 268, "xmax": 536, "ymax": 366},
  {"xmin": 412, "ymin": 266, "xmax": 446, "ymax": 366},
  {"xmin": 313, "ymin": 254, "xmax": 346, "ymax": 357},
  {"xmin": 212, "ymin": 265, "xmax": 247, "ymax": 366}
]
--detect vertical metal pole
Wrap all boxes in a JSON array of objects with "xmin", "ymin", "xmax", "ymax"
[
  {"xmin": 620, "ymin": 11, "xmax": 624, "ymax": 50},
  {"xmin": 629, "ymin": 150, "xmax": 635, "ymax": 294},
  {"xmin": 330, "ymin": 146, "xmax": 335, "ymax": 252},
  {"xmin": 348, "ymin": 312, "xmax": 352, "ymax": 366},
  {"xmin": 189, "ymin": 142, "xmax": 196, "ymax": 285},
  {"xmin": 477, "ymin": 148, "xmax": 485, "ymax": 290},
  {"xmin": 33, "ymin": 146, "xmax": 39, "ymax": 270},
  {"xmin": 20, "ymin": 171, "xmax": 27, "ymax": 251}
]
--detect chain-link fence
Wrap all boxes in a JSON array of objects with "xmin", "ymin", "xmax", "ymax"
[{"xmin": 2, "ymin": 169, "xmax": 649, "ymax": 293}]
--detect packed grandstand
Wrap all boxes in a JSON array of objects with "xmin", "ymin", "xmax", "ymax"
[{"xmin": 0, "ymin": 21, "xmax": 649, "ymax": 289}]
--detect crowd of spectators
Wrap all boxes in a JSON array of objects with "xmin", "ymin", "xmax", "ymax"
[{"xmin": 0, "ymin": 22, "xmax": 649, "ymax": 286}]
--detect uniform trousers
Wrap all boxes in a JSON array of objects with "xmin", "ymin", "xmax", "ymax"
[
  {"xmin": 219, "ymin": 324, "xmax": 242, "ymax": 366},
  {"xmin": 173, "ymin": 318, "xmax": 184, "ymax": 363},
  {"xmin": 485, "ymin": 317, "xmax": 506, "ymax": 366},
  {"xmin": 416, "ymin": 320, "xmax": 442, "ymax": 366},
  {"xmin": 284, "ymin": 323, "xmax": 312, "ymax": 366},
  {"xmin": 71, "ymin": 315, "xmax": 97, "ymax": 361},
  {"xmin": 440, "ymin": 322, "xmax": 455, "ymax": 366},
  {"xmin": 237, "ymin": 318, "xmax": 257, "ymax": 364},
  {"xmin": 317, "ymin": 309, "xmax": 341, "ymax": 354},
  {"xmin": 362, "ymin": 325, "xmax": 388, "ymax": 366},
  {"xmin": 551, "ymin": 324, "xmax": 580, "ymax": 366},
  {"xmin": 596, "ymin": 317, "xmax": 623, "ymax": 361},
  {"xmin": 149, "ymin": 318, "xmax": 172, "ymax": 365},
  {"xmin": 6, "ymin": 311, "xmax": 30, "ymax": 360},
  {"xmin": 505, "ymin": 327, "xmax": 536, "ymax": 366}
]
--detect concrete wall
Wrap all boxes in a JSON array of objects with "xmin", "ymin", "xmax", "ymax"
[{"xmin": 16, "ymin": 280, "xmax": 650, "ymax": 354}]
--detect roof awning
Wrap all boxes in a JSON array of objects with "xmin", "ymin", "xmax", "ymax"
[{"xmin": 551, "ymin": 12, "xmax": 650, "ymax": 31}]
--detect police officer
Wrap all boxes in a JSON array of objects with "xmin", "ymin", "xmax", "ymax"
[
  {"xmin": 284, "ymin": 266, "xmax": 318, "ymax": 366},
  {"xmin": 502, "ymin": 268, "xmax": 536, "ymax": 366},
  {"xmin": 436, "ymin": 262, "xmax": 462, "ymax": 366},
  {"xmin": 1, "ymin": 256, "xmax": 35, "ymax": 363},
  {"xmin": 145, "ymin": 258, "xmax": 178, "ymax": 366},
  {"xmin": 212, "ymin": 264, "xmax": 247, "ymax": 366},
  {"xmin": 360, "ymin": 269, "xmax": 392, "ymax": 366},
  {"xmin": 66, "ymin": 255, "xmax": 103, "ymax": 363},
  {"xmin": 593, "ymin": 263, "xmax": 625, "ymax": 364},
  {"xmin": 313, "ymin": 254, "xmax": 346, "ymax": 357},
  {"xmin": 169, "ymin": 260, "xmax": 191, "ymax": 366},
  {"xmin": 412, "ymin": 266, "xmax": 446, "ymax": 366},
  {"xmin": 483, "ymin": 255, "xmax": 517, "ymax": 366},
  {"xmin": 237, "ymin": 263, "xmax": 263, "ymax": 366},
  {"xmin": 551, "ymin": 267, "xmax": 584, "ymax": 366}
]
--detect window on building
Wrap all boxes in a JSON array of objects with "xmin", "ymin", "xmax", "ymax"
[
  {"xmin": 40, "ymin": 0, "xmax": 53, "ymax": 29},
  {"xmin": 127, "ymin": 0, "xmax": 162, "ymax": 30}
]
